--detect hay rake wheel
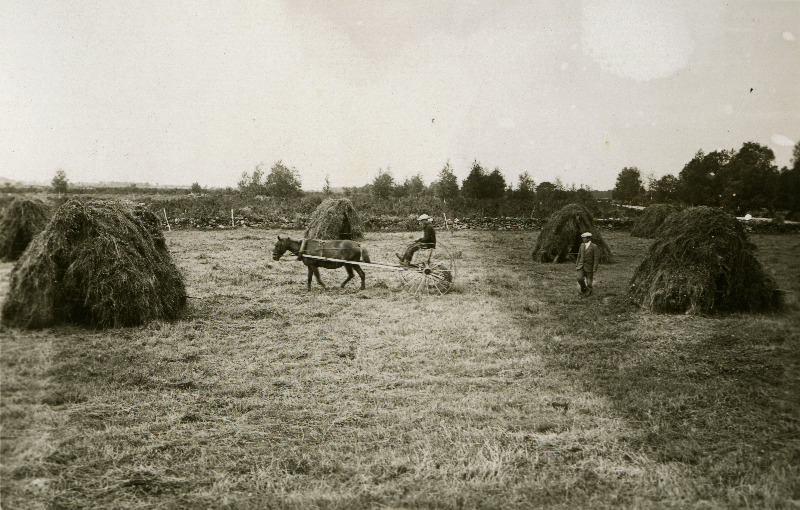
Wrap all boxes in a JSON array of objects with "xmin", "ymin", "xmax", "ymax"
[{"xmin": 400, "ymin": 245, "xmax": 456, "ymax": 296}]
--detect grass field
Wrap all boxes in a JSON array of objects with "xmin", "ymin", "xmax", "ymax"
[{"xmin": 2, "ymin": 229, "xmax": 799, "ymax": 509}]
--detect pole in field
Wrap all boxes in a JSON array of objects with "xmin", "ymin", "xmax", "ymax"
[{"xmin": 163, "ymin": 209, "xmax": 171, "ymax": 231}]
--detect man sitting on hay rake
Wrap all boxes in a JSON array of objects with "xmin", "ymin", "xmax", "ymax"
[{"xmin": 397, "ymin": 214, "xmax": 436, "ymax": 266}]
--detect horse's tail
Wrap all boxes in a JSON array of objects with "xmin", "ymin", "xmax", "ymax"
[{"xmin": 361, "ymin": 247, "xmax": 371, "ymax": 264}]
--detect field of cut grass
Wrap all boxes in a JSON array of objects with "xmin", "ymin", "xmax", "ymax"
[{"xmin": 1, "ymin": 229, "xmax": 799, "ymax": 509}]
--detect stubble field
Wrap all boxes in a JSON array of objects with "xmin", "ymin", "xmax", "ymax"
[{"xmin": 2, "ymin": 229, "xmax": 799, "ymax": 509}]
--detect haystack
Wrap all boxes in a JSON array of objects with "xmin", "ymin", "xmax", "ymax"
[
  {"xmin": 531, "ymin": 203, "xmax": 613, "ymax": 263},
  {"xmin": 1, "ymin": 199, "xmax": 186, "ymax": 329},
  {"xmin": 304, "ymin": 198, "xmax": 364, "ymax": 240},
  {"xmin": 0, "ymin": 197, "xmax": 51, "ymax": 262},
  {"xmin": 630, "ymin": 204, "xmax": 679, "ymax": 238},
  {"xmin": 629, "ymin": 206, "xmax": 779, "ymax": 314}
]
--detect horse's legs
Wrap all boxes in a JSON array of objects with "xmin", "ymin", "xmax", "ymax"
[
  {"xmin": 354, "ymin": 264, "xmax": 366, "ymax": 290},
  {"xmin": 341, "ymin": 265, "xmax": 355, "ymax": 288},
  {"xmin": 313, "ymin": 266, "xmax": 326, "ymax": 288},
  {"xmin": 307, "ymin": 266, "xmax": 314, "ymax": 291}
]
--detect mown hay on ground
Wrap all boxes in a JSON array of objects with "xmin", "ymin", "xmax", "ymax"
[
  {"xmin": 531, "ymin": 203, "xmax": 613, "ymax": 263},
  {"xmin": 0, "ymin": 197, "xmax": 51, "ymax": 262},
  {"xmin": 1, "ymin": 199, "xmax": 186, "ymax": 329},
  {"xmin": 629, "ymin": 206, "xmax": 780, "ymax": 314},
  {"xmin": 304, "ymin": 198, "xmax": 364, "ymax": 240},
  {"xmin": 629, "ymin": 204, "xmax": 680, "ymax": 238}
]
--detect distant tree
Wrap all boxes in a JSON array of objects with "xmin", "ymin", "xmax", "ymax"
[
  {"xmin": 51, "ymin": 169, "xmax": 69, "ymax": 194},
  {"xmin": 575, "ymin": 187, "xmax": 600, "ymax": 215},
  {"xmin": 238, "ymin": 163, "xmax": 266, "ymax": 194},
  {"xmin": 461, "ymin": 161, "xmax": 487, "ymax": 199},
  {"xmin": 323, "ymin": 174, "xmax": 332, "ymax": 195},
  {"xmin": 371, "ymin": 169, "xmax": 395, "ymax": 200},
  {"xmin": 612, "ymin": 167, "xmax": 643, "ymax": 204},
  {"xmin": 642, "ymin": 172, "xmax": 657, "ymax": 203},
  {"xmin": 677, "ymin": 150, "xmax": 729, "ymax": 206},
  {"xmin": 402, "ymin": 174, "xmax": 426, "ymax": 197},
  {"xmin": 516, "ymin": 172, "xmax": 535, "ymax": 199},
  {"xmin": 265, "ymin": 161, "xmax": 302, "ymax": 197},
  {"xmin": 775, "ymin": 165, "xmax": 800, "ymax": 214},
  {"xmin": 531, "ymin": 181, "xmax": 573, "ymax": 217},
  {"xmin": 237, "ymin": 172, "xmax": 249, "ymax": 191},
  {"xmin": 433, "ymin": 161, "xmax": 459, "ymax": 201},
  {"xmin": 650, "ymin": 174, "xmax": 679, "ymax": 203},
  {"xmin": 535, "ymin": 181, "xmax": 558, "ymax": 198},
  {"xmin": 794, "ymin": 140, "xmax": 800, "ymax": 170},
  {"xmin": 485, "ymin": 168, "xmax": 506, "ymax": 199},
  {"xmin": 717, "ymin": 142, "xmax": 777, "ymax": 213},
  {"xmin": 774, "ymin": 141, "xmax": 800, "ymax": 214},
  {"xmin": 190, "ymin": 182, "xmax": 202, "ymax": 193}
]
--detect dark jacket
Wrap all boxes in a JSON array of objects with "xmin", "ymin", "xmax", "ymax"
[
  {"xmin": 416, "ymin": 224, "xmax": 436, "ymax": 248},
  {"xmin": 576, "ymin": 242, "xmax": 599, "ymax": 273}
]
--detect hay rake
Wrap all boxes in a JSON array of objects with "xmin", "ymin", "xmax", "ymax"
[{"xmin": 295, "ymin": 244, "xmax": 457, "ymax": 296}]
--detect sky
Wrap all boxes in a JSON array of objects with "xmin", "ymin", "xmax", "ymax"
[{"xmin": 1, "ymin": 0, "xmax": 798, "ymax": 191}]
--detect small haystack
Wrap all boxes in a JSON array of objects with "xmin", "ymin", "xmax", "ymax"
[
  {"xmin": 630, "ymin": 204, "xmax": 679, "ymax": 238},
  {"xmin": 304, "ymin": 198, "xmax": 364, "ymax": 240},
  {"xmin": 2, "ymin": 199, "xmax": 186, "ymax": 329},
  {"xmin": 531, "ymin": 203, "xmax": 613, "ymax": 263},
  {"xmin": 0, "ymin": 197, "xmax": 51, "ymax": 262},
  {"xmin": 629, "ymin": 206, "xmax": 780, "ymax": 314}
]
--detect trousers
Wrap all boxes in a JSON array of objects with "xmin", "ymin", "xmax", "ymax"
[{"xmin": 577, "ymin": 268, "xmax": 594, "ymax": 292}]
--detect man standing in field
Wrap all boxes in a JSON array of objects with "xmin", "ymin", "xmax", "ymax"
[
  {"xmin": 576, "ymin": 232, "xmax": 599, "ymax": 296},
  {"xmin": 397, "ymin": 214, "xmax": 436, "ymax": 266}
]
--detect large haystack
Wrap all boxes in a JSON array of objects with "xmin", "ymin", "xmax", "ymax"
[
  {"xmin": 629, "ymin": 207, "xmax": 780, "ymax": 314},
  {"xmin": 304, "ymin": 198, "xmax": 364, "ymax": 240},
  {"xmin": 630, "ymin": 204, "xmax": 679, "ymax": 238},
  {"xmin": 0, "ymin": 197, "xmax": 51, "ymax": 262},
  {"xmin": 1, "ymin": 199, "xmax": 186, "ymax": 329},
  {"xmin": 531, "ymin": 203, "xmax": 613, "ymax": 263}
]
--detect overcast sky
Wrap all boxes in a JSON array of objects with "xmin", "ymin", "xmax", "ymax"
[{"xmin": 1, "ymin": 1, "xmax": 798, "ymax": 190}]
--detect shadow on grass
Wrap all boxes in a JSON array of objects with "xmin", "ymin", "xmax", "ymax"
[
  {"xmin": 44, "ymin": 325, "xmax": 200, "ymax": 406},
  {"xmin": 487, "ymin": 229, "xmax": 800, "ymax": 501},
  {"xmin": 514, "ymin": 279, "xmax": 800, "ymax": 498}
]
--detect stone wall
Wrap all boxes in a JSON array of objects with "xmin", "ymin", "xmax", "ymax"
[{"xmin": 163, "ymin": 213, "xmax": 800, "ymax": 234}]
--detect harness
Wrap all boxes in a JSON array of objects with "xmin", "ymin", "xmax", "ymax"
[
  {"xmin": 296, "ymin": 239, "xmax": 360, "ymax": 261},
  {"xmin": 298, "ymin": 239, "xmax": 308, "ymax": 260}
]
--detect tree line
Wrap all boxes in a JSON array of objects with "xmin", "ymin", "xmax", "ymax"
[
  {"xmin": 230, "ymin": 158, "xmax": 604, "ymax": 218},
  {"xmin": 341, "ymin": 160, "xmax": 603, "ymax": 218},
  {"xmin": 15, "ymin": 139, "xmax": 797, "ymax": 220},
  {"xmin": 613, "ymin": 140, "xmax": 800, "ymax": 217}
]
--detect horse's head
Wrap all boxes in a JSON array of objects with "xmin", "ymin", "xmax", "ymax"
[{"xmin": 273, "ymin": 235, "xmax": 289, "ymax": 261}]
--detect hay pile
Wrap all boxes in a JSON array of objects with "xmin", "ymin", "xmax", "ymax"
[
  {"xmin": 0, "ymin": 197, "xmax": 51, "ymax": 261},
  {"xmin": 630, "ymin": 204, "xmax": 679, "ymax": 238},
  {"xmin": 1, "ymin": 199, "xmax": 186, "ymax": 329},
  {"xmin": 629, "ymin": 206, "xmax": 780, "ymax": 314},
  {"xmin": 304, "ymin": 198, "xmax": 364, "ymax": 240},
  {"xmin": 531, "ymin": 203, "xmax": 613, "ymax": 263}
]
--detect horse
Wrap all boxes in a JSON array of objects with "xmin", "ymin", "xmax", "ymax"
[{"xmin": 272, "ymin": 235, "xmax": 371, "ymax": 291}]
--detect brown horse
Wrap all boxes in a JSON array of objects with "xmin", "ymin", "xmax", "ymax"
[{"xmin": 272, "ymin": 236, "xmax": 371, "ymax": 291}]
